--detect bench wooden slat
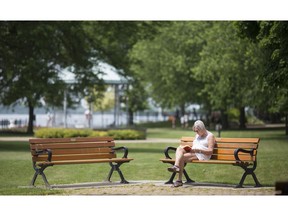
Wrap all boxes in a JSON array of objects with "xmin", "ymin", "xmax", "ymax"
[
  {"xmin": 211, "ymin": 154, "xmax": 255, "ymax": 161},
  {"xmin": 33, "ymin": 153, "xmax": 117, "ymax": 162},
  {"xmin": 32, "ymin": 147, "xmax": 112, "ymax": 155},
  {"xmin": 37, "ymin": 158, "xmax": 133, "ymax": 166},
  {"xmin": 212, "ymin": 148, "xmax": 256, "ymax": 155},
  {"xmin": 181, "ymin": 137, "xmax": 260, "ymax": 144},
  {"xmin": 181, "ymin": 142, "xmax": 258, "ymax": 149},
  {"xmin": 160, "ymin": 154, "xmax": 255, "ymax": 162},
  {"xmin": 29, "ymin": 137, "xmax": 114, "ymax": 144},
  {"xmin": 30, "ymin": 142, "xmax": 115, "ymax": 150},
  {"xmin": 160, "ymin": 158, "xmax": 254, "ymax": 165},
  {"xmin": 214, "ymin": 143, "xmax": 258, "ymax": 149}
]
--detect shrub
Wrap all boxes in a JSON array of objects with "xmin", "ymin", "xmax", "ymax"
[
  {"xmin": 107, "ymin": 129, "xmax": 145, "ymax": 140},
  {"xmin": 34, "ymin": 128, "xmax": 146, "ymax": 140},
  {"xmin": 89, "ymin": 131, "xmax": 108, "ymax": 137}
]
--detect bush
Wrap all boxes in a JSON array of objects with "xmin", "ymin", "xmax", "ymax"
[
  {"xmin": 107, "ymin": 129, "xmax": 145, "ymax": 140},
  {"xmin": 89, "ymin": 131, "xmax": 108, "ymax": 137},
  {"xmin": 34, "ymin": 128, "xmax": 146, "ymax": 140}
]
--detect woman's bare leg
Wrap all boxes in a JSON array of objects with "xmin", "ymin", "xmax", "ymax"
[{"xmin": 174, "ymin": 146, "xmax": 197, "ymax": 182}]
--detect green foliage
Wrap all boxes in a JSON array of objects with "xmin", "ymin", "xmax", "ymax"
[
  {"xmin": 90, "ymin": 130, "xmax": 108, "ymax": 137},
  {"xmin": 0, "ymin": 21, "xmax": 104, "ymax": 134},
  {"xmin": 34, "ymin": 128, "xmax": 146, "ymax": 140},
  {"xmin": 195, "ymin": 22, "xmax": 265, "ymax": 110},
  {"xmin": 227, "ymin": 108, "xmax": 240, "ymax": 124},
  {"xmin": 107, "ymin": 129, "xmax": 145, "ymax": 140},
  {"xmin": 129, "ymin": 21, "xmax": 209, "ymax": 109},
  {"xmin": 236, "ymin": 21, "xmax": 288, "ymax": 116}
]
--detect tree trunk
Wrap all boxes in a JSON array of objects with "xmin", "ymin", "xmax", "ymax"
[
  {"xmin": 220, "ymin": 109, "xmax": 229, "ymax": 129},
  {"xmin": 285, "ymin": 114, "xmax": 288, "ymax": 135},
  {"xmin": 27, "ymin": 101, "xmax": 34, "ymax": 134},
  {"xmin": 128, "ymin": 108, "xmax": 134, "ymax": 126},
  {"xmin": 239, "ymin": 106, "xmax": 246, "ymax": 129}
]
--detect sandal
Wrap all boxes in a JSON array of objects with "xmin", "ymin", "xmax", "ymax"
[
  {"xmin": 167, "ymin": 165, "xmax": 180, "ymax": 173},
  {"xmin": 172, "ymin": 180, "xmax": 183, "ymax": 187}
]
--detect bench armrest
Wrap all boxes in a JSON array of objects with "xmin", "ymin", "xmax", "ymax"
[
  {"xmin": 164, "ymin": 147, "xmax": 177, "ymax": 159},
  {"xmin": 112, "ymin": 146, "xmax": 129, "ymax": 158},
  {"xmin": 35, "ymin": 149, "xmax": 52, "ymax": 162},
  {"xmin": 234, "ymin": 148, "xmax": 254, "ymax": 162}
]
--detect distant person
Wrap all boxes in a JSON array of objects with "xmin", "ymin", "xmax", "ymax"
[
  {"xmin": 85, "ymin": 109, "xmax": 92, "ymax": 128},
  {"xmin": 46, "ymin": 112, "xmax": 53, "ymax": 127},
  {"xmin": 183, "ymin": 113, "xmax": 189, "ymax": 128},
  {"xmin": 180, "ymin": 115, "xmax": 184, "ymax": 128},
  {"xmin": 168, "ymin": 115, "xmax": 176, "ymax": 128},
  {"xmin": 192, "ymin": 108, "xmax": 197, "ymax": 120},
  {"xmin": 167, "ymin": 120, "xmax": 216, "ymax": 187}
]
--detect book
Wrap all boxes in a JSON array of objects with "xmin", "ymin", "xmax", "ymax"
[{"xmin": 181, "ymin": 145, "xmax": 192, "ymax": 152}]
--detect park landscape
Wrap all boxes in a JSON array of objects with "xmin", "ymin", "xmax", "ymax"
[
  {"xmin": 0, "ymin": 21, "xmax": 288, "ymax": 197},
  {"xmin": 0, "ymin": 126, "xmax": 287, "ymax": 195}
]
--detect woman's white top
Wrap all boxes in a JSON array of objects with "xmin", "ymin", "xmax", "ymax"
[{"xmin": 192, "ymin": 131, "xmax": 214, "ymax": 161}]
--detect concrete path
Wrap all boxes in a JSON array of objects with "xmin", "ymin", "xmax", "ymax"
[{"xmin": 24, "ymin": 180, "xmax": 275, "ymax": 195}]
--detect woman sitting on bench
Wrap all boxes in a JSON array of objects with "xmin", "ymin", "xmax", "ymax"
[{"xmin": 167, "ymin": 120, "xmax": 216, "ymax": 187}]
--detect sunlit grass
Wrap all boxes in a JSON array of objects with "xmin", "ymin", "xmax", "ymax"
[{"xmin": 0, "ymin": 128, "xmax": 287, "ymax": 194}]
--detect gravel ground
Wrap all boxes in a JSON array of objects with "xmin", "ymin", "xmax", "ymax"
[{"xmin": 52, "ymin": 180, "xmax": 276, "ymax": 195}]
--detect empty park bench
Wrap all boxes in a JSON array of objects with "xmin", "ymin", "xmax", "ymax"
[
  {"xmin": 29, "ymin": 137, "xmax": 133, "ymax": 188},
  {"xmin": 160, "ymin": 137, "xmax": 262, "ymax": 188}
]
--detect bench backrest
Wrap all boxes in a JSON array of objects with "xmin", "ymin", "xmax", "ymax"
[
  {"xmin": 181, "ymin": 137, "xmax": 260, "ymax": 162},
  {"xmin": 29, "ymin": 137, "xmax": 116, "ymax": 163}
]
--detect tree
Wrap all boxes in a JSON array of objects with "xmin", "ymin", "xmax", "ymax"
[
  {"xmin": 129, "ymin": 22, "xmax": 209, "ymax": 114},
  {"xmin": 195, "ymin": 21, "xmax": 266, "ymax": 129},
  {"xmin": 236, "ymin": 21, "xmax": 288, "ymax": 134},
  {"xmin": 86, "ymin": 21, "xmax": 167, "ymax": 125},
  {"xmin": 0, "ymin": 21, "xmax": 102, "ymax": 133}
]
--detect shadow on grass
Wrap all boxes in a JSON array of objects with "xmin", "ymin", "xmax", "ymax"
[{"xmin": 0, "ymin": 141, "xmax": 29, "ymax": 152}]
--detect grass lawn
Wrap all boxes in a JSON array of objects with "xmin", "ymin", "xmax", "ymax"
[{"xmin": 0, "ymin": 128, "xmax": 287, "ymax": 195}]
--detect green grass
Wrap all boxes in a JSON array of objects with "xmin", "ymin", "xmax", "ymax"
[{"xmin": 0, "ymin": 128, "xmax": 287, "ymax": 195}]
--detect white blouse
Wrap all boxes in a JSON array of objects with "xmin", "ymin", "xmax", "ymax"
[{"xmin": 192, "ymin": 131, "xmax": 213, "ymax": 160}]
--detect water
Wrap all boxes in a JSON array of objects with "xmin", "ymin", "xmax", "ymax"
[{"xmin": 0, "ymin": 112, "xmax": 166, "ymax": 129}]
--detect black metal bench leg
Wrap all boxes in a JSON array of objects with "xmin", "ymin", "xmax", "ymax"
[
  {"xmin": 30, "ymin": 171, "xmax": 39, "ymax": 187},
  {"xmin": 236, "ymin": 165, "xmax": 262, "ymax": 188},
  {"xmin": 183, "ymin": 169, "xmax": 195, "ymax": 183},
  {"xmin": 251, "ymin": 172, "xmax": 262, "ymax": 187},
  {"xmin": 165, "ymin": 169, "xmax": 195, "ymax": 184},
  {"xmin": 236, "ymin": 172, "xmax": 247, "ymax": 188},
  {"xmin": 165, "ymin": 172, "xmax": 176, "ymax": 184},
  {"xmin": 41, "ymin": 172, "xmax": 51, "ymax": 188},
  {"xmin": 107, "ymin": 162, "xmax": 129, "ymax": 184},
  {"xmin": 30, "ymin": 166, "xmax": 51, "ymax": 188}
]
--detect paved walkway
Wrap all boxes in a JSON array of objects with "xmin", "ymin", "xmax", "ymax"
[{"xmin": 25, "ymin": 180, "xmax": 275, "ymax": 195}]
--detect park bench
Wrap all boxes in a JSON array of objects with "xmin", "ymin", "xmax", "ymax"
[
  {"xmin": 160, "ymin": 137, "xmax": 262, "ymax": 188},
  {"xmin": 29, "ymin": 137, "xmax": 133, "ymax": 188}
]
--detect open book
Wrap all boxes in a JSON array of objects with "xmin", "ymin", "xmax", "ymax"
[{"xmin": 180, "ymin": 145, "xmax": 192, "ymax": 152}]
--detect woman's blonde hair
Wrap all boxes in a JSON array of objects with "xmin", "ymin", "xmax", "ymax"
[{"xmin": 192, "ymin": 120, "xmax": 206, "ymax": 131}]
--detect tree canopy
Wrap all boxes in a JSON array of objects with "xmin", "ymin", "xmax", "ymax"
[
  {"xmin": 0, "ymin": 21, "xmax": 102, "ymax": 133},
  {"xmin": 0, "ymin": 21, "xmax": 287, "ymax": 132}
]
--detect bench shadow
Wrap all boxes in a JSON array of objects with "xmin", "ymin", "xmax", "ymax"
[
  {"xmin": 183, "ymin": 181, "xmax": 256, "ymax": 188},
  {"xmin": 50, "ymin": 181, "xmax": 143, "ymax": 189}
]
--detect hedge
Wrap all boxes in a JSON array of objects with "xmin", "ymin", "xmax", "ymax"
[{"xmin": 34, "ymin": 128, "xmax": 146, "ymax": 140}]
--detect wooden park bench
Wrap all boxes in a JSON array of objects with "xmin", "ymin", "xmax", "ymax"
[
  {"xmin": 160, "ymin": 137, "xmax": 262, "ymax": 188},
  {"xmin": 29, "ymin": 137, "xmax": 133, "ymax": 188}
]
